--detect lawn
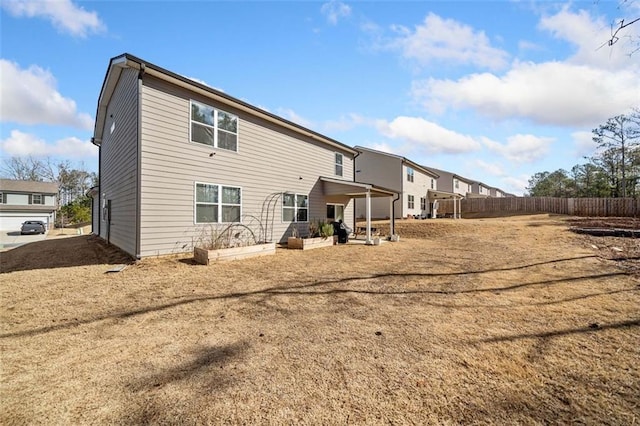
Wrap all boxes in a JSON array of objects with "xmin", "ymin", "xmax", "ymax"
[{"xmin": 1, "ymin": 215, "xmax": 638, "ymax": 424}]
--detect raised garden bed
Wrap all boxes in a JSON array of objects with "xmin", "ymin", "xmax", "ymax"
[
  {"xmin": 287, "ymin": 236, "xmax": 334, "ymax": 250},
  {"xmin": 194, "ymin": 242, "xmax": 276, "ymax": 265}
]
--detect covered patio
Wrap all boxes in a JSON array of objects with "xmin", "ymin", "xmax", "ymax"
[
  {"xmin": 321, "ymin": 177, "xmax": 397, "ymax": 245},
  {"xmin": 427, "ymin": 189, "xmax": 464, "ymax": 219}
]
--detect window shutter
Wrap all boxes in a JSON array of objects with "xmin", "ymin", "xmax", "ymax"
[{"xmin": 28, "ymin": 194, "xmax": 32, "ymax": 204}]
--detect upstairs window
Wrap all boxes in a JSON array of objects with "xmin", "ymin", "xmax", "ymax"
[
  {"xmin": 335, "ymin": 153, "xmax": 343, "ymax": 176},
  {"xmin": 430, "ymin": 179, "xmax": 434, "ymax": 189},
  {"xmin": 454, "ymin": 179, "xmax": 459, "ymax": 189},
  {"xmin": 195, "ymin": 183, "xmax": 241, "ymax": 224},
  {"xmin": 191, "ymin": 100, "xmax": 238, "ymax": 152},
  {"xmin": 407, "ymin": 167, "xmax": 414, "ymax": 182},
  {"xmin": 283, "ymin": 193, "xmax": 308, "ymax": 222},
  {"xmin": 30, "ymin": 194, "xmax": 44, "ymax": 205}
]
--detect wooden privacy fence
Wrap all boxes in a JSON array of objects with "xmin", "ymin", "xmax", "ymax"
[{"xmin": 437, "ymin": 197, "xmax": 640, "ymax": 218}]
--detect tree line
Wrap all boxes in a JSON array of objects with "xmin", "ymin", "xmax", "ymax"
[
  {"xmin": 527, "ymin": 109, "xmax": 640, "ymax": 198},
  {"xmin": 1, "ymin": 157, "xmax": 97, "ymax": 225}
]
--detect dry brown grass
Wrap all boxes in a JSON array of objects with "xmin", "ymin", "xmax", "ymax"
[{"xmin": 1, "ymin": 215, "xmax": 638, "ymax": 424}]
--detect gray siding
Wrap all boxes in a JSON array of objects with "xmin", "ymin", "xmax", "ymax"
[
  {"xmin": 98, "ymin": 68, "xmax": 139, "ymax": 256},
  {"xmin": 354, "ymin": 150, "xmax": 402, "ymax": 219},
  {"xmin": 139, "ymin": 76, "xmax": 354, "ymax": 257}
]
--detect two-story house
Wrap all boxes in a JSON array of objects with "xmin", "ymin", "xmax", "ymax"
[
  {"xmin": 489, "ymin": 187, "xmax": 507, "ymax": 198},
  {"xmin": 353, "ymin": 146, "xmax": 463, "ymax": 220},
  {"xmin": 90, "ymin": 54, "xmax": 394, "ymax": 258},
  {"xmin": 425, "ymin": 167, "xmax": 476, "ymax": 198},
  {"xmin": 0, "ymin": 179, "xmax": 58, "ymax": 231},
  {"xmin": 469, "ymin": 182, "xmax": 491, "ymax": 198}
]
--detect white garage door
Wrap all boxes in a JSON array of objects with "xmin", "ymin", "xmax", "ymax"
[{"xmin": 0, "ymin": 215, "xmax": 50, "ymax": 232}]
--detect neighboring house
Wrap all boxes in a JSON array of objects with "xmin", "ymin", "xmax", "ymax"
[
  {"xmin": 489, "ymin": 187, "xmax": 507, "ymax": 198},
  {"xmin": 426, "ymin": 167, "xmax": 475, "ymax": 198},
  {"xmin": 0, "ymin": 179, "xmax": 58, "ymax": 231},
  {"xmin": 354, "ymin": 146, "xmax": 462, "ymax": 219},
  {"xmin": 90, "ymin": 53, "xmax": 393, "ymax": 258},
  {"xmin": 469, "ymin": 182, "xmax": 491, "ymax": 198}
]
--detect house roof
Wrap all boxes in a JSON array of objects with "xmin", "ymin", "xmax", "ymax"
[
  {"xmin": 93, "ymin": 53, "xmax": 358, "ymax": 156},
  {"xmin": 425, "ymin": 167, "xmax": 475, "ymax": 184},
  {"xmin": 354, "ymin": 146, "xmax": 439, "ymax": 178},
  {"xmin": 0, "ymin": 179, "xmax": 58, "ymax": 194}
]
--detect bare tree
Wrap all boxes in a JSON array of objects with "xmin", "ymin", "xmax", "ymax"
[
  {"xmin": 599, "ymin": 0, "xmax": 640, "ymax": 55},
  {"xmin": 592, "ymin": 111, "xmax": 640, "ymax": 197},
  {"xmin": 0, "ymin": 156, "xmax": 54, "ymax": 181}
]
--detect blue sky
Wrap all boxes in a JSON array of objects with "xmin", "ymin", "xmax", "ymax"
[{"xmin": 1, "ymin": 0, "xmax": 638, "ymax": 195}]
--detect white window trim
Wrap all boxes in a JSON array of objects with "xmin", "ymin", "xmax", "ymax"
[
  {"xmin": 407, "ymin": 167, "xmax": 414, "ymax": 182},
  {"xmin": 31, "ymin": 194, "xmax": 44, "ymax": 205},
  {"xmin": 194, "ymin": 182, "xmax": 242, "ymax": 224},
  {"xmin": 326, "ymin": 203, "xmax": 345, "ymax": 221},
  {"xmin": 282, "ymin": 193, "xmax": 309, "ymax": 223},
  {"xmin": 189, "ymin": 100, "xmax": 239, "ymax": 152},
  {"xmin": 334, "ymin": 153, "xmax": 343, "ymax": 177},
  {"xmin": 407, "ymin": 194, "xmax": 415, "ymax": 209}
]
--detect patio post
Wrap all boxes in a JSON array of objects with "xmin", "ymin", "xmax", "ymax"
[
  {"xmin": 454, "ymin": 196, "xmax": 457, "ymax": 219},
  {"xmin": 366, "ymin": 190, "xmax": 372, "ymax": 244}
]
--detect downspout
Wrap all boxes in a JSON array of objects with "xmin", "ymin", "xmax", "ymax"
[
  {"xmin": 391, "ymin": 192, "xmax": 400, "ymax": 236},
  {"xmin": 135, "ymin": 64, "xmax": 145, "ymax": 259},
  {"xmin": 352, "ymin": 150, "xmax": 360, "ymax": 229},
  {"xmin": 91, "ymin": 137, "xmax": 101, "ymax": 237}
]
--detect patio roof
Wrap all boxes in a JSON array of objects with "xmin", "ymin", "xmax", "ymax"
[
  {"xmin": 320, "ymin": 177, "xmax": 397, "ymax": 244},
  {"xmin": 427, "ymin": 189, "xmax": 464, "ymax": 200},
  {"xmin": 320, "ymin": 177, "xmax": 397, "ymax": 198}
]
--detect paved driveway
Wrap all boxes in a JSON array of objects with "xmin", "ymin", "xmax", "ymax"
[{"xmin": 0, "ymin": 231, "xmax": 48, "ymax": 250}]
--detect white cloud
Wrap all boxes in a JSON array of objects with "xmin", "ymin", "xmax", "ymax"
[
  {"xmin": 323, "ymin": 113, "xmax": 370, "ymax": 132},
  {"xmin": 388, "ymin": 13, "xmax": 509, "ymax": 70},
  {"xmin": 376, "ymin": 116, "xmax": 481, "ymax": 154},
  {"xmin": 539, "ymin": 6, "xmax": 638, "ymax": 69},
  {"xmin": 482, "ymin": 134, "xmax": 554, "ymax": 163},
  {"xmin": 472, "ymin": 159, "xmax": 506, "ymax": 177},
  {"xmin": 413, "ymin": 61, "xmax": 639, "ymax": 127},
  {"xmin": 1, "ymin": 0, "xmax": 105, "ymax": 37},
  {"xmin": 321, "ymin": 0, "xmax": 351, "ymax": 25},
  {"xmin": 502, "ymin": 175, "xmax": 530, "ymax": 196},
  {"xmin": 361, "ymin": 142, "xmax": 397, "ymax": 155},
  {"xmin": 518, "ymin": 40, "xmax": 543, "ymax": 52},
  {"xmin": 0, "ymin": 60, "xmax": 93, "ymax": 130},
  {"xmin": 0, "ymin": 130, "xmax": 97, "ymax": 159},
  {"xmin": 572, "ymin": 130, "xmax": 598, "ymax": 157},
  {"xmin": 184, "ymin": 76, "xmax": 224, "ymax": 92},
  {"xmin": 276, "ymin": 108, "xmax": 315, "ymax": 129}
]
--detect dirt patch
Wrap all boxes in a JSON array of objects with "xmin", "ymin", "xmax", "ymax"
[
  {"xmin": 566, "ymin": 217, "xmax": 640, "ymax": 230},
  {"xmin": 1, "ymin": 215, "xmax": 638, "ymax": 424},
  {"xmin": 0, "ymin": 234, "xmax": 133, "ymax": 273},
  {"xmin": 564, "ymin": 216, "xmax": 640, "ymax": 277}
]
